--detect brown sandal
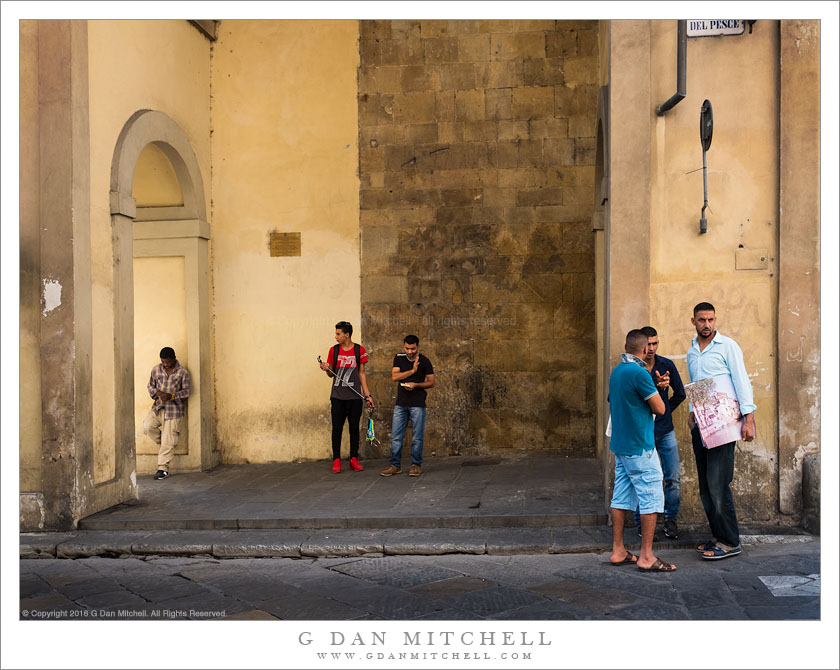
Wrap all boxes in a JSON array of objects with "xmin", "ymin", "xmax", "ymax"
[
  {"xmin": 637, "ymin": 558, "xmax": 676, "ymax": 572},
  {"xmin": 609, "ymin": 551, "xmax": 638, "ymax": 566}
]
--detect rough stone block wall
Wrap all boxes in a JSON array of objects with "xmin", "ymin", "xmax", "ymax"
[{"xmin": 358, "ymin": 20, "xmax": 598, "ymax": 457}]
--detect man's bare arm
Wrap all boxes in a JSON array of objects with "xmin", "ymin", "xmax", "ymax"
[
  {"xmin": 647, "ymin": 393, "xmax": 666, "ymax": 416},
  {"xmin": 391, "ymin": 357, "xmax": 420, "ymax": 381}
]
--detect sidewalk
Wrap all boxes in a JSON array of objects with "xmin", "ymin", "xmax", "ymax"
[
  {"xmin": 80, "ymin": 454, "xmax": 606, "ymax": 531},
  {"xmin": 21, "ymin": 453, "xmax": 814, "ymax": 559}
]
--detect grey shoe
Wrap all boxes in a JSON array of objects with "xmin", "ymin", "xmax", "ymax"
[{"xmin": 663, "ymin": 518, "xmax": 679, "ymax": 539}]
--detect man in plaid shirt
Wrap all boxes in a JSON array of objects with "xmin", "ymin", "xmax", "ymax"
[{"xmin": 143, "ymin": 346, "xmax": 191, "ymax": 480}]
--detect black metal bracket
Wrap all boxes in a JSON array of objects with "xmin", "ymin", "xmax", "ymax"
[{"xmin": 699, "ymin": 100, "xmax": 713, "ymax": 234}]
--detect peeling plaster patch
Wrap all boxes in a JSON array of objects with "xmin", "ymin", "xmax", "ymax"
[
  {"xmin": 130, "ymin": 470, "xmax": 137, "ymax": 487},
  {"xmin": 793, "ymin": 442, "xmax": 819, "ymax": 467},
  {"xmin": 42, "ymin": 279, "xmax": 62, "ymax": 316},
  {"xmin": 759, "ymin": 574, "xmax": 820, "ymax": 597},
  {"xmin": 790, "ymin": 311, "xmax": 800, "ymax": 316},
  {"xmin": 20, "ymin": 493, "xmax": 46, "ymax": 531}
]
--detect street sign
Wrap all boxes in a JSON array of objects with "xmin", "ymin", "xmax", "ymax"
[{"xmin": 687, "ymin": 20, "xmax": 745, "ymax": 37}]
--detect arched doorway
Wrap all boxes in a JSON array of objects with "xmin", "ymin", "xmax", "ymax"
[{"xmin": 110, "ymin": 110, "xmax": 217, "ymax": 478}]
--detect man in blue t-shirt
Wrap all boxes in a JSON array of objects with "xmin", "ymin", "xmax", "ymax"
[
  {"xmin": 607, "ymin": 330, "xmax": 674, "ymax": 572},
  {"xmin": 632, "ymin": 326, "xmax": 686, "ymax": 540}
]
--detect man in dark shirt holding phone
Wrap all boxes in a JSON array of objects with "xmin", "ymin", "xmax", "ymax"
[{"xmin": 380, "ymin": 335, "xmax": 435, "ymax": 478}]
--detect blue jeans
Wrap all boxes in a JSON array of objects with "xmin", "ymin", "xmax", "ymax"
[
  {"xmin": 390, "ymin": 405, "xmax": 426, "ymax": 467},
  {"xmin": 634, "ymin": 430, "xmax": 681, "ymax": 528}
]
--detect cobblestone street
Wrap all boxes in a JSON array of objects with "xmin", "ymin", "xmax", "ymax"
[{"xmin": 20, "ymin": 539, "xmax": 819, "ymax": 621}]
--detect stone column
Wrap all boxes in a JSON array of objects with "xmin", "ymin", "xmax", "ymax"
[
  {"xmin": 778, "ymin": 20, "xmax": 820, "ymax": 518},
  {"xmin": 20, "ymin": 20, "xmax": 44, "ymax": 529},
  {"xmin": 35, "ymin": 20, "xmax": 94, "ymax": 530},
  {"xmin": 603, "ymin": 21, "xmax": 652, "ymax": 506},
  {"xmin": 607, "ymin": 20, "xmax": 651, "ymax": 360}
]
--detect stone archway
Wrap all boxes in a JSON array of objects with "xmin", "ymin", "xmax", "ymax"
[{"xmin": 110, "ymin": 110, "xmax": 217, "ymax": 477}]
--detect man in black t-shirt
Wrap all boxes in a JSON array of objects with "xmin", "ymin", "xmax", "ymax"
[{"xmin": 380, "ymin": 335, "xmax": 435, "ymax": 478}]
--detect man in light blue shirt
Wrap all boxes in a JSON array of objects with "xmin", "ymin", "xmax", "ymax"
[{"xmin": 687, "ymin": 302, "xmax": 756, "ymax": 560}]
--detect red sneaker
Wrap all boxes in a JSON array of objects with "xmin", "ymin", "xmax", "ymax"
[
  {"xmin": 349, "ymin": 457, "xmax": 364, "ymax": 472},
  {"xmin": 332, "ymin": 458, "xmax": 341, "ymax": 474}
]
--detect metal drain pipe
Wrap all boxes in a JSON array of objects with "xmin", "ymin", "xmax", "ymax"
[{"xmin": 656, "ymin": 20, "xmax": 687, "ymax": 116}]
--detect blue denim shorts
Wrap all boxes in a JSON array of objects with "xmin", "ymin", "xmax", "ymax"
[{"xmin": 611, "ymin": 449, "xmax": 665, "ymax": 514}]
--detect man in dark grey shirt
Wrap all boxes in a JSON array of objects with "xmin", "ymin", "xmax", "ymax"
[{"xmin": 319, "ymin": 321, "xmax": 374, "ymax": 474}]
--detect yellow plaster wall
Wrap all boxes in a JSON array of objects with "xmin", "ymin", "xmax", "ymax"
[
  {"xmin": 647, "ymin": 20, "xmax": 780, "ymax": 520},
  {"xmin": 87, "ymin": 20, "xmax": 211, "ymax": 482},
  {"xmin": 132, "ymin": 143, "xmax": 184, "ymax": 207},
  {"xmin": 133, "ymin": 257, "xmax": 189, "ymax": 455},
  {"xmin": 211, "ymin": 20, "xmax": 361, "ymax": 463}
]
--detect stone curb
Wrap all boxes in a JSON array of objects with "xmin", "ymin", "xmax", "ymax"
[
  {"xmin": 740, "ymin": 534, "xmax": 817, "ymax": 545},
  {"xmin": 79, "ymin": 513, "xmax": 609, "ymax": 532},
  {"xmin": 20, "ymin": 528, "xmax": 816, "ymax": 560}
]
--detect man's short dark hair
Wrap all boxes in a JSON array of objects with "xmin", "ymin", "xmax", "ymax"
[
  {"xmin": 640, "ymin": 326, "xmax": 658, "ymax": 338},
  {"xmin": 694, "ymin": 302, "xmax": 716, "ymax": 315},
  {"xmin": 159, "ymin": 347, "xmax": 175, "ymax": 359},
  {"xmin": 404, "ymin": 334, "xmax": 419, "ymax": 345},
  {"xmin": 625, "ymin": 329, "xmax": 648, "ymax": 354},
  {"xmin": 335, "ymin": 321, "xmax": 353, "ymax": 336}
]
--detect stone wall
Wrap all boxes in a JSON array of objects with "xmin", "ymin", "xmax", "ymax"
[{"xmin": 358, "ymin": 20, "xmax": 599, "ymax": 456}]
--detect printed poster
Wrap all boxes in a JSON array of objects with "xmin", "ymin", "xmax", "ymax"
[{"xmin": 685, "ymin": 373, "xmax": 744, "ymax": 449}]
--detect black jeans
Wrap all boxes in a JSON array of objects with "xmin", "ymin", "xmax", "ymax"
[
  {"xmin": 330, "ymin": 398, "xmax": 363, "ymax": 460},
  {"xmin": 691, "ymin": 427, "xmax": 740, "ymax": 548}
]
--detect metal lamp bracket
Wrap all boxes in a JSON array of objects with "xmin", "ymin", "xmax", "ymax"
[{"xmin": 699, "ymin": 99, "xmax": 713, "ymax": 234}]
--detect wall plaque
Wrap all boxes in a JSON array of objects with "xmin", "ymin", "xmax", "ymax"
[{"xmin": 270, "ymin": 232, "xmax": 301, "ymax": 257}]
